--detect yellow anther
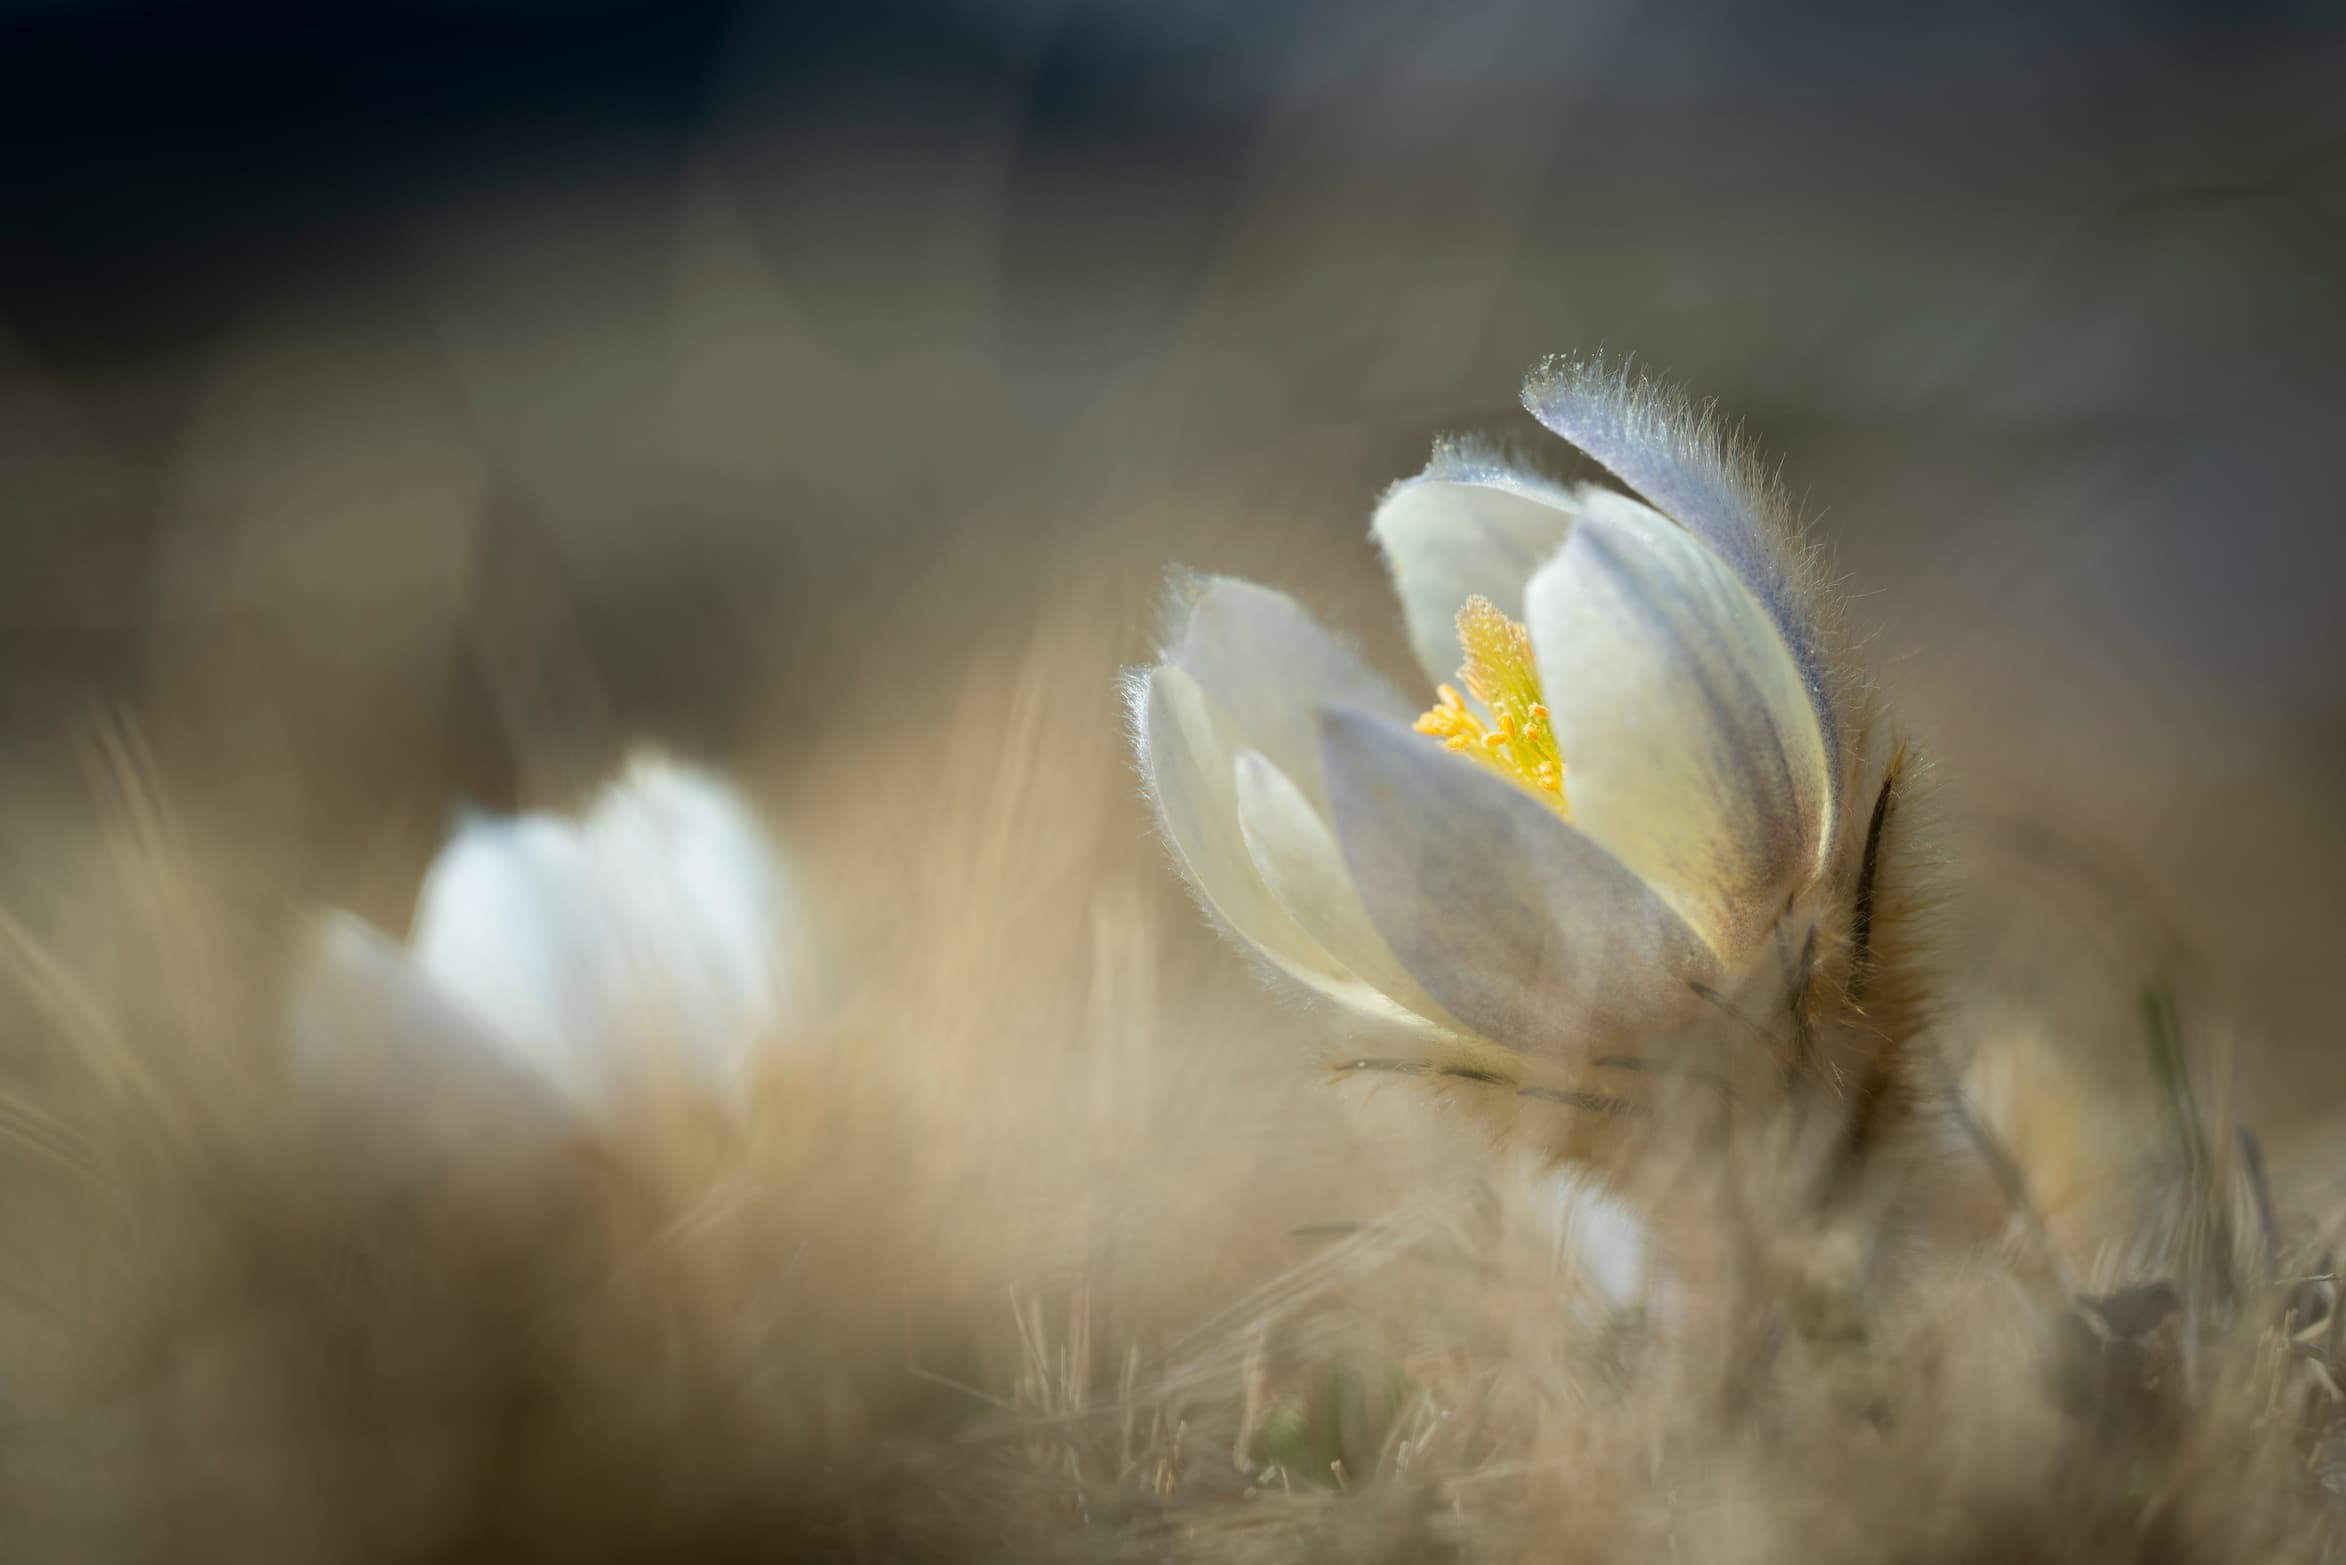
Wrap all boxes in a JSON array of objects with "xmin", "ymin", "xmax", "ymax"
[{"xmin": 1413, "ymin": 596, "xmax": 1568, "ymax": 814}]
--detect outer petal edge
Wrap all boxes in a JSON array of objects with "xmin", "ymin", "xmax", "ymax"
[
  {"xmin": 1524, "ymin": 490, "xmax": 1833, "ymax": 962},
  {"xmin": 1130, "ymin": 666, "xmax": 1445, "ymax": 1035},
  {"xmin": 1521, "ymin": 353, "xmax": 1840, "ymax": 793}
]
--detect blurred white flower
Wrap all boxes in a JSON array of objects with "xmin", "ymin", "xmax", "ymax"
[
  {"xmin": 290, "ymin": 752, "xmax": 817, "ymax": 1140},
  {"xmin": 1131, "ymin": 358, "xmax": 1847, "ymax": 1072},
  {"xmin": 1517, "ymin": 1161, "xmax": 1664, "ymax": 1320}
]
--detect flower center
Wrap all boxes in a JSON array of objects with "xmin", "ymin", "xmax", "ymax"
[{"xmin": 1412, "ymin": 596, "xmax": 1568, "ymax": 810}]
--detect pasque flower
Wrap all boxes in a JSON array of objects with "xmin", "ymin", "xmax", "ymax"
[
  {"xmin": 1132, "ymin": 358, "xmax": 1915, "ymax": 1124},
  {"xmin": 290, "ymin": 753, "xmax": 818, "ymax": 1165}
]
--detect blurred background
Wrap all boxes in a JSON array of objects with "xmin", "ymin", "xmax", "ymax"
[{"xmin": 2, "ymin": 0, "xmax": 2343, "ymax": 1134}]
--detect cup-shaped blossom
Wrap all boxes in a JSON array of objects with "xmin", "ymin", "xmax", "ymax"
[
  {"xmin": 290, "ymin": 752, "xmax": 820, "ymax": 1174},
  {"xmin": 1131, "ymin": 360, "xmax": 1890, "ymax": 1106}
]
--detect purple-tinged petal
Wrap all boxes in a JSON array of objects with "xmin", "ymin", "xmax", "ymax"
[
  {"xmin": 1521, "ymin": 354, "xmax": 1838, "ymax": 786},
  {"xmin": 1319, "ymin": 706, "xmax": 1710, "ymax": 1056},
  {"xmin": 1133, "ymin": 667, "xmax": 1442, "ymax": 1031}
]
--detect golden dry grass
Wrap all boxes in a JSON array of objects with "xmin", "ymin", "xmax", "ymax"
[
  {"xmin": 2, "ymin": 47, "xmax": 2342, "ymax": 1552},
  {"xmin": 0, "ymin": 554, "xmax": 2341, "ymax": 1562}
]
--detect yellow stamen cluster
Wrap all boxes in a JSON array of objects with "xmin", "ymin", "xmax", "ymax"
[{"xmin": 1413, "ymin": 596, "xmax": 1567, "ymax": 809}]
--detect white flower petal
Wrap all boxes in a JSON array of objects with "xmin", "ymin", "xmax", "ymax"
[
  {"xmin": 1232, "ymin": 749, "xmax": 1462, "ymax": 1030},
  {"xmin": 1525, "ymin": 490, "xmax": 1832, "ymax": 962},
  {"xmin": 1521, "ymin": 355, "xmax": 1838, "ymax": 776},
  {"xmin": 1135, "ymin": 669, "xmax": 1437, "ymax": 1030},
  {"xmin": 287, "ymin": 912, "xmax": 569, "ymax": 1196},
  {"xmin": 1370, "ymin": 444, "xmax": 1582, "ymax": 688},
  {"xmin": 409, "ymin": 756, "xmax": 804, "ymax": 1106},
  {"xmin": 1522, "ymin": 1161, "xmax": 1654, "ymax": 1313},
  {"xmin": 410, "ymin": 812, "xmax": 617, "ymax": 1101},
  {"xmin": 1318, "ymin": 706, "xmax": 1709, "ymax": 1055},
  {"xmin": 581, "ymin": 754, "xmax": 814, "ymax": 1077},
  {"xmin": 1166, "ymin": 575, "xmax": 1411, "ymax": 816}
]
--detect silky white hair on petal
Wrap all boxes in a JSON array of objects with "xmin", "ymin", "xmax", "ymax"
[{"xmin": 1522, "ymin": 353, "xmax": 1840, "ymax": 791}]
